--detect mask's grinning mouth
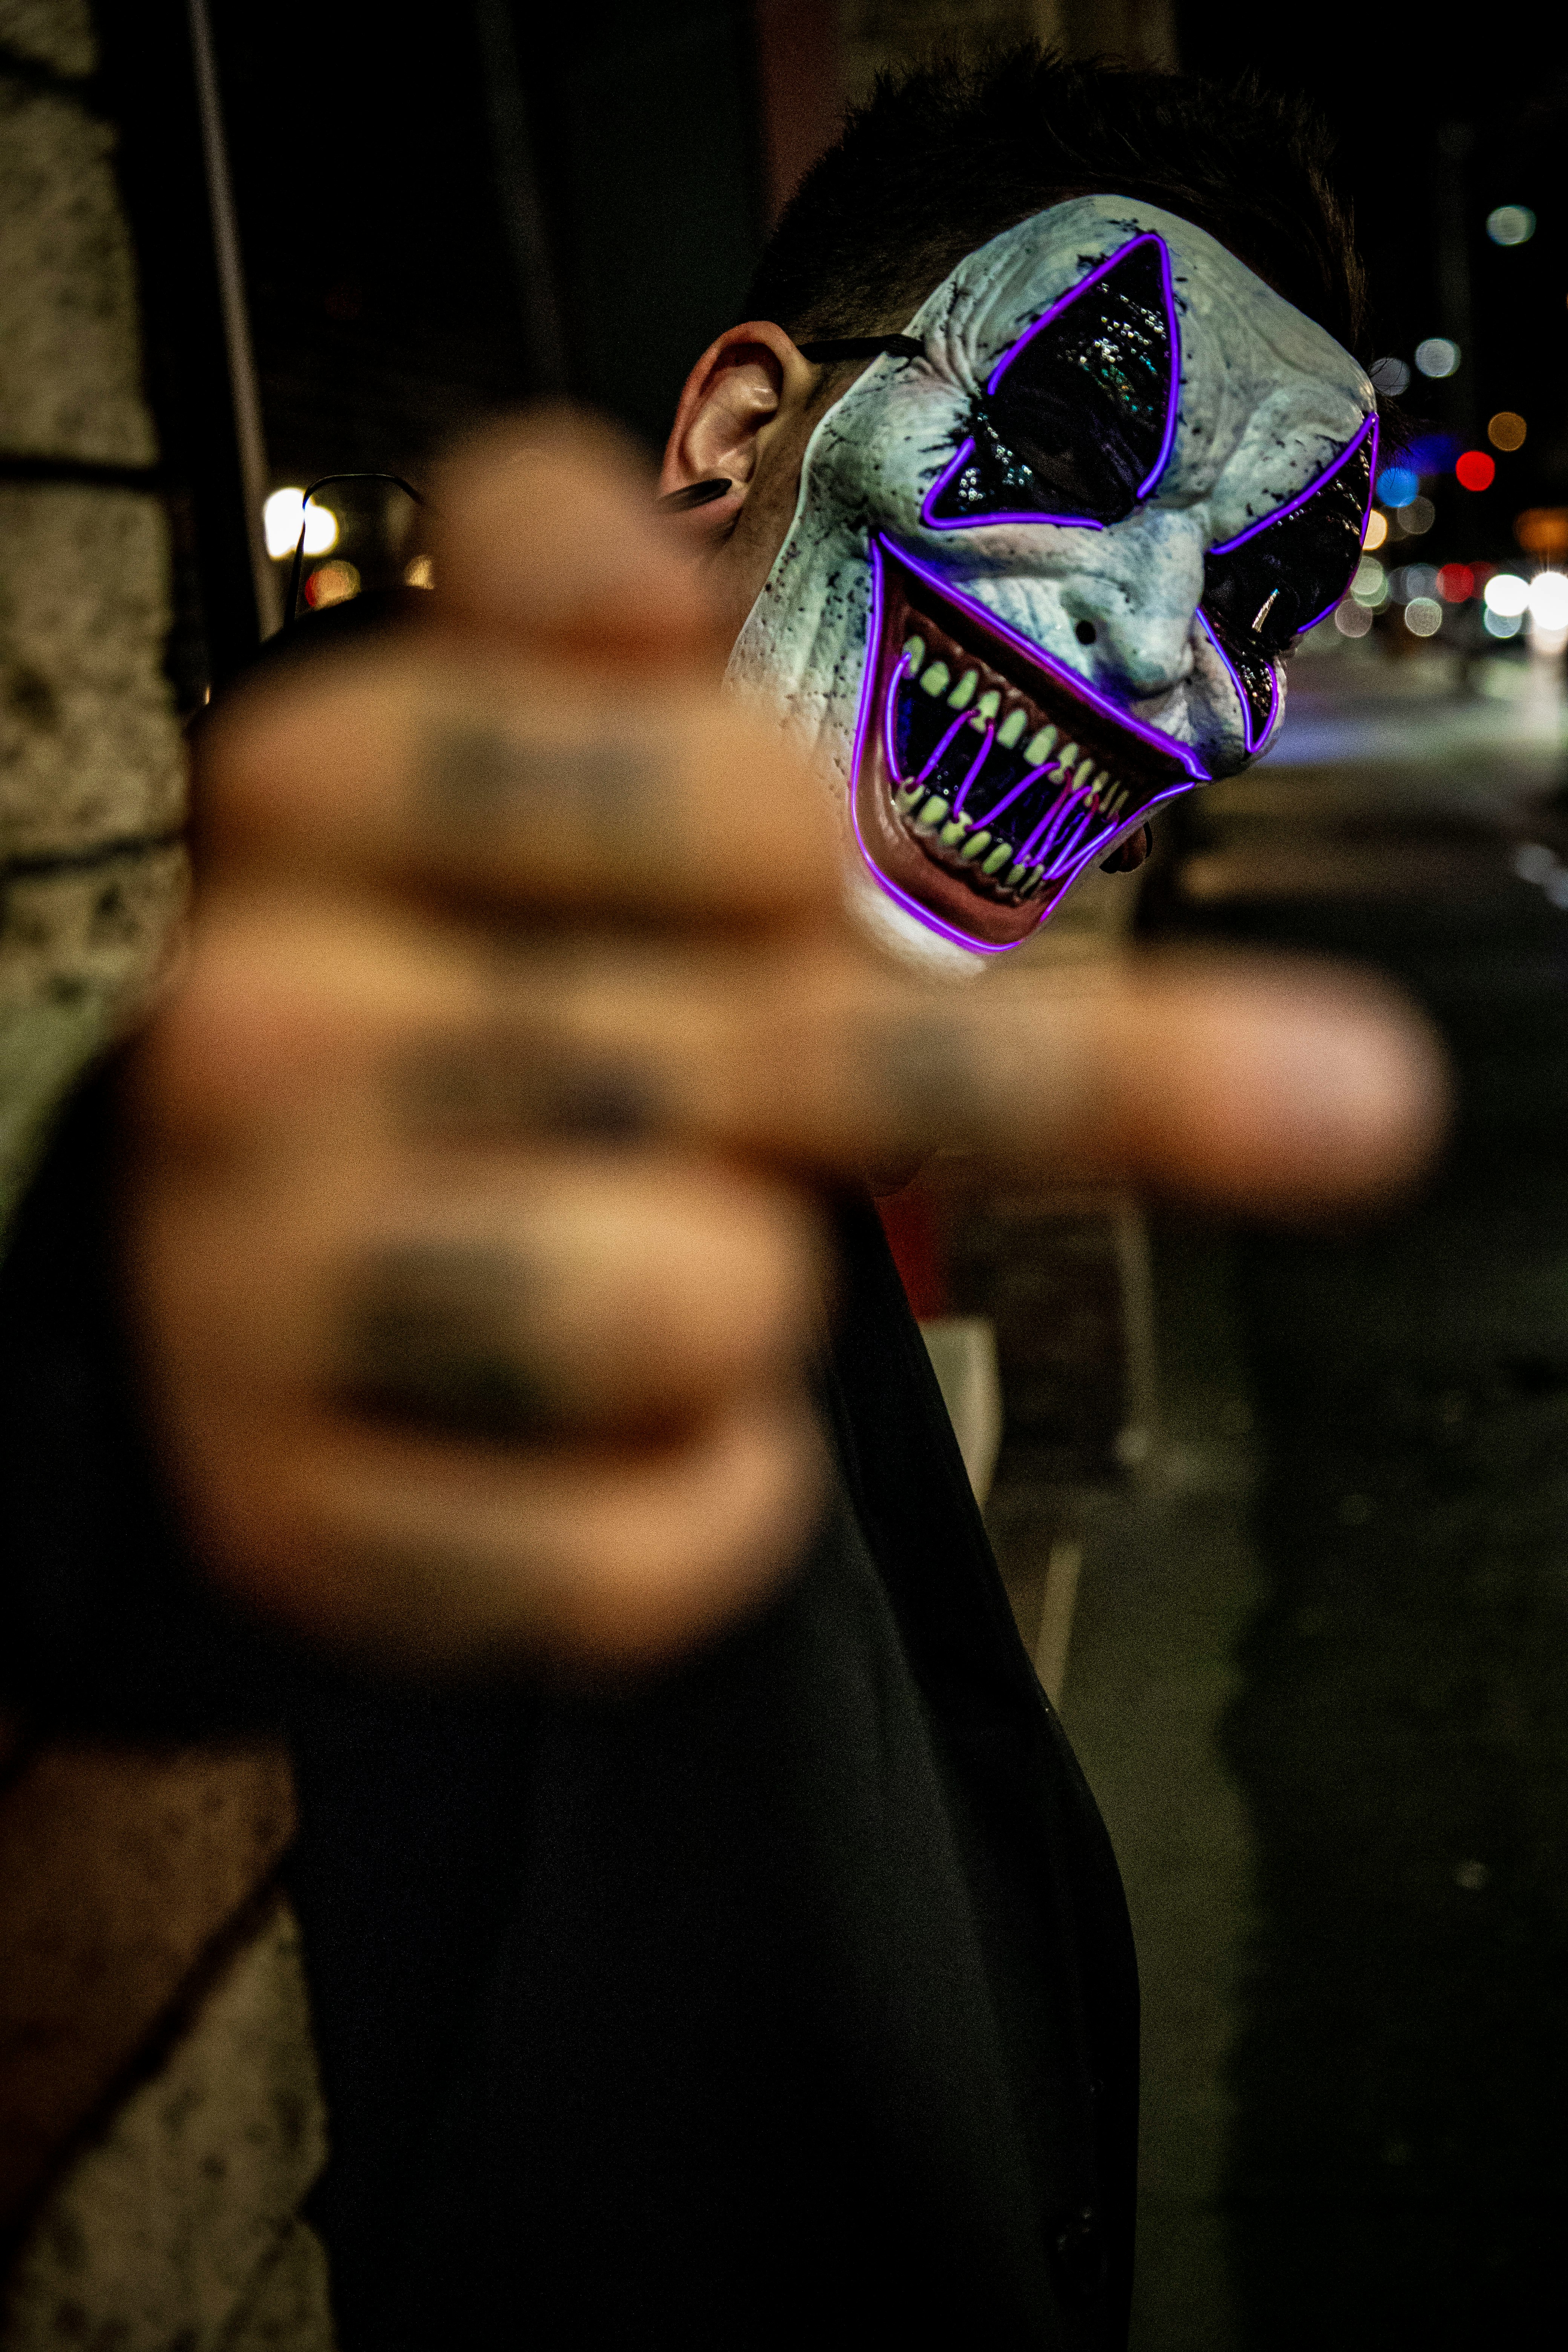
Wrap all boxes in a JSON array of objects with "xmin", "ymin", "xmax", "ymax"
[
  {"xmin": 888, "ymin": 639, "xmax": 1137, "ymax": 891},
  {"xmin": 853, "ymin": 539, "xmax": 1207, "ymax": 950}
]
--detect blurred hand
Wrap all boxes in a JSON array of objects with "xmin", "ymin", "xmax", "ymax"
[{"xmin": 121, "ymin": 414, "xmax": 1447, "ymax": 1671}]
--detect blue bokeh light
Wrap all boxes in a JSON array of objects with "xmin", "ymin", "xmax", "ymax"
[{"xmin": 1377, "ymin": 466, "xmax": 1419, "ymax": 508}]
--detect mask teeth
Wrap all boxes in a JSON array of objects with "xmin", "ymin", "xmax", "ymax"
[
  {"xmin": 905, "ymin": 638, "xmax": 1042, "ymax": 752},
  {"xmin": 894, "ymin": 631, "xmax": 1136, "ymax": 894}
]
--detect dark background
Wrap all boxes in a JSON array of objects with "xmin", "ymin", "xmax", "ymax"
[
  {"xmin": 215, "ymin": 0, "xmax": 769, "ymax": 473},
  {"xmin": 1178, "ymin": 4, "xmax": 1568, "ymax": 559}
]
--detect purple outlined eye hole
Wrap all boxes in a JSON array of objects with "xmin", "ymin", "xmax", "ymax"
[
  {"xmin": 923, "ymin": 233, "xmax": 1181, "ymax": 533},
  {"xmin": 1199, "ymin": 413, "xmax": 1378, "ymax": 750}
]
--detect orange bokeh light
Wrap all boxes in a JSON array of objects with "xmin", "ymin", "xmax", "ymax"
[
  {"xmin": 1456, "ymin": 450, "xmax": 1496, "ymax": 492},
  {"xmin": 304, "ymin": 560, "xmax": 361, "ymax": 609}
]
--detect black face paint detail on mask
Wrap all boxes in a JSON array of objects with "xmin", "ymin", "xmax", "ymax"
[
  {"xmin": 1199, "ymin": 424, "xmax": 1375, "ymax": 740},
  {"xmin": 926, "ymin": 236, "xmax": 1177, "ymax": 530}
]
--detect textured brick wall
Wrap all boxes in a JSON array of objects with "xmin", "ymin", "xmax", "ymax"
[{"xmin": 0, "ymin": 0, "xmax": 186, "ymax": 1233}]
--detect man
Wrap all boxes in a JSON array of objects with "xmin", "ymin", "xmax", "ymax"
[{"xmin": 0, "ymin": 47, "xmax": 1439, "ymax": 2352}]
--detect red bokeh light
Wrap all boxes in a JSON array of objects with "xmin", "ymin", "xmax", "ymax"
[
  {"xmin": 1456, "ymin": 449, "xmax": 1496, "ymax": 492},
  {"xmin": 1437, "ymin": 563, "xmax": 1475, "ymax": 603}
]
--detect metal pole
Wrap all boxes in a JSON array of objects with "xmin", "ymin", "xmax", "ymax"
[{"xmin": 185, "ymin": 0, "xmax": 281, "ymax": 637}]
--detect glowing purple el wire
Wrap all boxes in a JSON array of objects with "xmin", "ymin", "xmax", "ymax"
[
  {"xmin": 850, "ymin": 537, "xmax": 1208, "ymax": 955},
  {"xmin": 951, "ymin": 725, "xmax": 995, "ymax": 812},
  {"xmin": 971, "ymin": 760, "xmax": 1058, "ymax": 833},
  {"xmin": 917, "ymin": 708, "xmax": 973, "ymax": 783},
  {"xmin": 884, "ymin": 539, "xmax": 1210, "ymax": 781},
  {"xmin": 920, "ymin": 232, "xmax": 1181, "ymax": 535},
  {"xmin": 1131, "ymin": 235, "xmax": 1183, "ymax": 501},
  {"xmin": 848, "ymin": 543, "xmax": 1024, "ymax": 953},
  {"xmin": 1014, "ymin": 776, "xmax": 1083, "ymax": 860},
  {"xmin": 1197, "ymin": 608, "xmax": 1278, "ymax": 755},
  {"xmin": 1208, "ymin": 410, "xmax": 1380, "ymax": 558},
  {"xmin": 1297, "ymin": 416, "xmax": 1383, "ymax": 632},
  {"xmin": 1027, "ymin": 795, "xmax": 1091, "ymax": 872},
  {"xmin": 883, "ymin": 659, "xmax": 907, "ymax": 781},
  {"xmin": 1194, "ymin": 416, "xmax": 1380, "ymax": 751},
  {"xmin": 1044, "ymin": 805, "xmax": 1099, "ymax": 876}
]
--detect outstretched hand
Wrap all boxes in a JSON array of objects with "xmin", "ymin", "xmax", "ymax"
[{"xmin": 122, "ymin": 415, "xmax": 1447, "ymax": 1670}]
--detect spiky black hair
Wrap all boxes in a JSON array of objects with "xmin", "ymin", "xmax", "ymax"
[{"xmin": 748, "ymin": 46, "xmax": 1368, "ymax": 361}]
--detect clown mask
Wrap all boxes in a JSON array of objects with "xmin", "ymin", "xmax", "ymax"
[{"xmin": 727, "ymin": 195, "xmax": 1376, "ymax": 968}]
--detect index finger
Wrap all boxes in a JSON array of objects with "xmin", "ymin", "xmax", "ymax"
[{"xmin": 199, "ymin": 653, "xmax": 845, "ymax": 929}]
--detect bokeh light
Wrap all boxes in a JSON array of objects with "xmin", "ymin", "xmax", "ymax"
[
  {"xmin": 1515, "ymin": 508, "xmax": 1568, "ymax": 558},
  {"xmin": 263, "ymin": 488, "xmax": 338, "ymax": 560},
  {"xmin": 1485, "ymin": 607, "xmax": 1524, "ymax": 639},
  {"xmin": 1436, "ymin": 564, "xmax": 1475, "ymax": 603},
  {"xmin": 1414, "ymin": 337, "xmax": 1461, "ymax": 379},
  {"xmin": 1488, "ymin": 412, "xmax": 1527, "ymax": 452},
  {"xmin": 1455, "ymin": 450, "xmax": 1496, "ymax": 492},
  {"xmin": 304, "ymin": 560, "xmax": 360, "ymax": 608},
  {"xmin": 1362, "ymin": 508, "xmax": 1389, "ymax": 550},
  {"xmin": 1334, "ymin": 600, "xmax": 1373, "ymax": 637},
  {"xmin": 1486, "ymin": 205, "xmax": 1536, "ymax": 246},
  {"xmin": 1378, "ymin": 466, "xmax": 1418, "ymax": 508},
  {"xmin": 1526, "ymin": 572, "xmax": 1568, "ymax": 630},
  {"xmin": 1404, "ymin": 597, "xmax": 1443, "ymax": 638},
  {"xmin": 404, "ymin": 556, "xmax": 434, "ymax": 588},
  {"xmin": 1398, "ymin": 497, "xmax": 1435, "ymax": 536},
  {"xmin": 1369, "ymin": 357, "xmax": 1411, "ymax": 395},
  {"xmin": 1351, "ymin": 557, "xmax": 1387, "ymax": 606},
  {"xmin": 1484, "ymin": 571, "xmax": 1530, "ymax": 617}
]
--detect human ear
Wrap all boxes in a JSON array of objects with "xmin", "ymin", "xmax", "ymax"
[{"xmin": 659, "ymin": 321, "xmax": 817, "ymax": 536}]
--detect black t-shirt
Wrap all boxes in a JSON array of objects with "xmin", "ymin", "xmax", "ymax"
[{"xmin": 0, "ymin": 1072, "xmax": 1138, "ymax": 2348}]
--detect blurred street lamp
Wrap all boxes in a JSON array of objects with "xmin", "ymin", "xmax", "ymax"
[{"xmin": 263, "ymin": 487, "xmax": 337, "ymax": 560}]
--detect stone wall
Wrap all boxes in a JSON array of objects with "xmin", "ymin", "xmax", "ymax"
[{"xmin": 0, "ymin": 0, "xmax": 186, "ymax": 1234}]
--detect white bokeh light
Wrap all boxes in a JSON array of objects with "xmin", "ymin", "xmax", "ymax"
[
  {"xmin": 1526, "ymin": 572, "xmax": 1568, "ymax": 631},
  {"xmin": 1484, "ymin": 572, "xmax": 1530, "ymax": 618},
  {"xmin": 1486, "ymin": 205, "xmax": 1536, "ymax": 247},
  {"xmin": 263, "ymin": 488, "xmax": 338, "ymax": 561},
  {"xmin": 1414, "ymin": 337, "xmax": 1461, "ymax": 380}
]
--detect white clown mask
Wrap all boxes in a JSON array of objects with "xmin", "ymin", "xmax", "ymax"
[{"xmin": 726, "ymin": 195, "xmax": 1377, "ymax": 966}]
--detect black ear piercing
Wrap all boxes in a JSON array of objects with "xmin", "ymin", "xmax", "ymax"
[{"xmin": 659, "ymin": 477, "xmax": 732, "ymax": 512}]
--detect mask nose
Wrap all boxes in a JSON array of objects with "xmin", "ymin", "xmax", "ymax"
[
  {"xmin": 1072, "ymin": 511, "xmax": 1207, "ymax": 704},
  {"xmin": 1087, "ymin": 608, "xmax": 1196, "ymax": 701}
]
